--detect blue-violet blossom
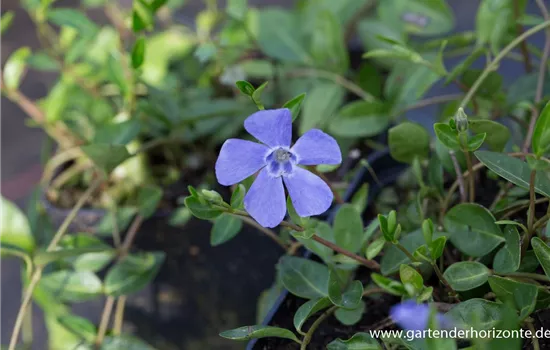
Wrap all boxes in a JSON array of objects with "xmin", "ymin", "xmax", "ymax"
[
  {"xmin": 390, "ymin": 300, "xmax": 452, "ymax": 331},
  {"xmin": 215, "ymin": 108, "xmax": 342, "ymax": 228}
]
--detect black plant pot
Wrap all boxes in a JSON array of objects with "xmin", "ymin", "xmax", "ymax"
[{"xmin": 247, "ymin": 148, "xmax": 407, "ymax": 350}]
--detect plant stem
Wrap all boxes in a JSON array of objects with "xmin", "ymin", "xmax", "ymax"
[
  {"xmin": 238, "ymin": 215, "xmax": 289, "ymax": 250},
  {"xmin": 522, "ymin": 170, "xmax": 538, "ymax": 257},
  {"xmin": 395, "ymin": 242, "xmax": 417, "ymax": 263},
  {"xmin": 95, "ymin": 296, "xmax": 115, "ymax": 346},
  {"xmin": 527, "ymin": 320, "xmax": 540, "ymax": 350},
  {"xmin": 534, "ymin": 213, "xmax": 550, "ymax": 231},
  {"xmin": 432, "ymin": 263, "xmax": 459, "ymax": 301},
  {"xmin": 300, "ymin": 305, "xmax": 338, "ymax": 350},
  {"xmin": 513, "ymin": 0, "xmax": 533, "ymax": 72},
  {"xmin": 449, "ymin": 151, "xmax": 467, "ymax": 203},
  {"xmin": 499, "ymin": 271, "xmax": 550, "ymax": 282},
  {"xmin": 465, "ymin": 151, "xmax": 475, "ymax": 202},
  {"xmin": 459, "ymin": 20, "xmax": 550, "ymax": 109},
  {"xmin": 113, "ymin": 296, "xmax": 127, "ymax": 336},
  {"xmin": 8, "ymin": 178, "xmax": 102, "ymax": 350}
]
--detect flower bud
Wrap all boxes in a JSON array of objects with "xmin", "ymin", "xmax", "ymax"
[
  {"xmin": 454, "ymin": 107, "xmax": 468, "ymax": 133},
  {"xmin": 201, "ymin": 189, "xmax": 223, "ymax": 204}
]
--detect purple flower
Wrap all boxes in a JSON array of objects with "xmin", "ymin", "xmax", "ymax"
[
  {"xmin": 215, "ymin": 108, "xmax": 342, "ymax": 228},
  {"xmin": 390, "ymin": 300, "xmax": 452, "ymax": 331}
]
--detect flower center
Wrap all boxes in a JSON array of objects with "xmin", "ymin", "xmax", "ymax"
[{"xmin": 266, "ymin": 147, "xmax": 296, "ymax": 177}]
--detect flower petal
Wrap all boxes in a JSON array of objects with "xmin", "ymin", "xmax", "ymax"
[
  {"xmin": 283, "ymin": 167, "xmax": 333, "ymax": 217},
  {"xmin": 244, "ymin": 108, "xmax": 292, "ymax": 147},
  {"xmin": 215, "ymin": 139, "xmax": 268, "ymax": 186},
  {"xmin": 244, "ymin": 168, "xmax": 287, "ymax": 228},
  {"xmin": 390, "ymin": 301, "xmax": 430, "ymax": 331},
  {"xmin": 292, "ymin": 129, "xmax": 342, "ymax": 165}
]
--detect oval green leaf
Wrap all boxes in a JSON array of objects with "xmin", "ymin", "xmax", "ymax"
[
  {"xmin": 210, "ymin": 214, "xmax": 243, "ymax": 246},
  {"xmin": 293, "ymin": 297, "xmax": 332, "ymax": 333},
  {"xmin": 278, "ymin": 256, "xmax": 329, "ymax": 299},
  {"xmin": 220, "ymin": 325, "xmax": 299, "ymax": 343},
  {"xmin": 443, "ymin": 261, "xmax": 489, "ymax": 291},
  {"xmin": 104, "ymin": 252, "xmax": 165, "ymax": 296}
]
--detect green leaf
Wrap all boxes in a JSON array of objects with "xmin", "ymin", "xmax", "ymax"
[
  {"xmin": 39, "ymin": 270, "xmax": 103, "ymax": 302},
  {"xmin": 329, "ymin": 272, "xmax": 363, "ymax": 309},
  {"xmin": 293, "ymin": 297, "xmax": 332, "ymax": 333},
  {"xmin": 252, "ymin": 81, "xmax": 268, "ymax": 105},
  {"xmin": 132, "ymin": 0, "xmax": 154, "ymax": 32},
  {"xmin": 184, "ymin": 196, "xmax": 222, "ymax": 220},
  {"xmin": 433, "ymin": 123, "xmax": 460, "ymax": 150},
  {"xmin": 381, "ymin": 229, "xmax": 440, "ymax": 275},
  {"xmin": 327, "ymin": 332, "xmax": 381, "ymax": 350},
  {"xmin": 475, "ymin": 151, "xmax": 550, "ymax": 197},
  {"xmin": 0, "ymin": 196, "xmax": 34, "ymax": 253},
  {"xmin": 377, "ymin": 0, "xmax": 454, "ymax": 36},
  {"xmin": 220, "ymin": 325, "xmax": 299, "ymax": 342},
  {"xmin": 26, "ymin": 52, "xmax": 60, "ymax": 71},
  {"xmin": 333, "ymin": 204, "xmax": 363, "ymax": 253},
  {"xmin": 533, "ymin": 101, "xmax": 550, "ymax": 156},
  {"xmin": 493, "ymin": 225, "xmax": 521, "ymax": 273},
  {"xmin": 297, "ymin": 220, "xmax": 334, "ymax": 261},
  {"xmin": 48, "ymin": 8, "xmax": 99, "ymax": 37},
  {"xmin": 329, "ymin": 101, "xmax": 389, "ymax": 138},
  {"xmin": 257, "ymin": 282, "xmax": 283, "ymax": 324},
  {"xmin": 371, "ymin": 273, "xmax": 406, "ymax": 296},
  {"xmin": 104, "ymin": 252, "xmax": 165, "ymax": 296},
  {"xmin": 101, "ymin": 335, "xmax": 156, "ymax": 350},
  {"xmin": 97, "ymin": 207, "xmax": 137, "ymax": 236},
  {"xmin": 3, "ymin": 47, "xmax": 31, "ymax": 90},
  {"xmin": 309, "ymin": 10, "xmax": 348, "ymax": 74},
  {"xmin": 446, "ymin": 298, "xmax": 504, "ymax": 330},
  {"xmin": 389, "ymin": 122, "xmax": 430, "ymax": 164},
  {"xmin": 444, "ymin": 203, "xmax": 504, "ymax": 257},
  {"xmin": 488, "ymin": 276, "xmax": 538, "ymax": 319},
  {"xmin": 283, "ymin": 93, "xmax": 306, "ymax": 122},
  {"xmin": 227, "ymin": 0, "xmax": 247, "ymax": 20},
  {"xmin": 131, "ymin": 37, "xmax": 146, "ymax": 69},
  {"xmin": 34, "ymin": 245, "xmax": 114, "ymax": 269},
  {"xmin": 81, "ymin": 144, "xmax": 131, "ymax": 174},
  {"xmin": 57, "ymin": 314, "xmax": 97, "ymax": 343},
  {"xmin": 300, "ymin": 82, "xmax": 345, "ymax": 134},
  {"xmin": 235, "ymin": 80, "xmax": 255, "ymax": 96},
  {"xmin": 257, "ymin": 9, "xmax": 312, "ymax": 64},
  {"xmin": 461, "ymin": 69, "xmax": 503, "ymax": 98},
  {"xmin": 211, "ymin": 214, "xmax": 242, "ymax": 246},
  {"xmin": 532, "ymin": 237, "xmax": 550, "ymax": 278},
  {"xmin": 445, "ymin": 47, "xmax": 485, "ymax": 85},
  {"xmin": 278, "ymin": 256, "xmax": 329, "ymax": 299},
  {"xmin": 230, "ymin": 184, "xmax": 246, "ymax": 208},
  {"xmin": 443, "ymin": 261, "xmax": 490, "ymax": 291},
  {"xmin": 1, "ymin": 11, "xmax": 14, "ymax": 34},
  {"xmin": 335, "ymin": 301, "xmax": 366, "ymax": 326},
  {"xmin": 400, "ymin": 264, "xmax": 423, "ymax": 294},
  {"xmin": 94, "ymin": 120, "xmax": 141, "ymax": 146},
  {"xmin": 351, "ymin": 184, "xmax": 369, "ymax": 215},
  {"xmin": 366, "ymin": 236, "xmax": 385, "ymax": 260},
  {"xmin": 467, "ymin": 133, "xmax": 486, "ymax": 152},
  {"xmin": 476, "ymin": 0, "xmax": 515, "ymax": 54},
  {"xmin": 137, "ymin": 185, "xmax": 163, "ymax": 218},
  {"xmin": 358, "ymin": 19, "xmax": 406, "ymax": 68},
  {"xmin": 526, "ymin": 155, "xmax": 550, "ymax": 170},
  {"xmin": 469, "ymin": 119, "xmax": 510, "ymax": 152},
  {"xmin": 429, "ymin": 236, "xmax": 447, "ymax": 260}
]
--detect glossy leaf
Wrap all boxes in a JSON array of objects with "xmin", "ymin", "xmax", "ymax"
[
  {"xmin": 278, "ymin": 256, "xmax": 329, "ymax": 299},
  {"xmin": 230, "ymin": 184, "xmax": 246, "ymax": 208},
  {"xmin": 446, "ymin": 298, "xmax": 504, "ymax": 330},
  {"xmin": 475, "ymin": 151, "xmax": 550, "ymax": 197},
  {"xmin": 366, "ymin": 236, "xmax": 385, "ymax": 260},
  {"xmin": 184, "ymin": 196, "xmax": 223, "ymax": 220},
  {"xmin": 466, "ymin": 133, "xmax": 486, "ymax": 152},
  {"xmin": 469, "ymin": 119, "xmax": 510, "ymax": 152},
  {"xmin": 400, "ymin": 264, "xmax": 423, "ymax": 294},
  {"xmin": 493, "ymin": 225, "xmax": 521, "ymax": 273},
  {"xmin": 488, "ymin": 276, "xmax": 537, "ymax": 319},
  {"xmin": 389, "ymin": 122, "xmax": 430, "ymax": 164},
  {"xmin": 235, "ymin": 80, "xmax": 255, "ymax": 96},
  {"xmin": 381, "ymin": 229, "xmax": 440, "ymax": 275},
  {"xmin": 211, "ymin": 214, "xmax": 242, "ymax": 246},
  {"xmin": 301, "ymin": 82, "xmax": 345, "ymax": 134},
  {"xmin": 0, "ymin": 196, "xmax": 34, "ymax": 253},
  {"xmin": 443, "ymin": 261, "xmax": 490, "ymax": 291},
  {"xmin": 104, "ymin": 252, "xmax": 165, "ymax": 296},
  {"xmin": 429, "ymin": 236, "xmax": 447, "ymax": 260},
  {"xmin": 81, "ymin": 144, "xmax": 131, "ymax": 174},
  {"xmin": 327, "ymin": 332, "xmax": 381, "ymax": 349},
  {"xmin": 358, "ymin": 19, "xmax": 406, "ymax": 68},
  {"xmin": 39, "ymin": 270, "xmax": 103, "ymax": 302},
  {"xmin": 533, "ymin": 101, "xmax": 550, "ymax": 156},
  {"xmin": 283, "ymin": 93, "xmax": 306, "ymax": 122},
  {"xmin": 57, "ymin": 314, "xmax": 97, "ymax": 343},
  {"xmin": 433, "ymin": 123, "xmax": 460, "ymax": 150},
  {"xmin": 293, "ymin": 297, "xmax": 332, "ymax": 333},
  {"xmin": 335, "ymin": 301, "xmax": 366, "ymax": 326},
  {"xmin": 532, "ymin": 237, "xmax": 550, "ymax": 278},
  {"xmin": 3, "ymin": 47, "xmax": 31, "ymax": 90},
  {"xmin": 328, "ymin": 272, "xmax": 363, "ymax": 309},
  {"xmin": 333, "ymin": 204, "xmax": 363, "ymax": 253},
  {"xmin": 329, "ymin": 101, "xmax": 389, "ymax": 138},
  {"xmin": 371, "ymin": 273, "xmax": 406, "ymax": 296},
  {"xmin": 220, "ymin": 325, "xmax": 299, "ymax": 342},
  {"xmin": 444, "ymin": 203, "xmax": 504, "ymax": 257}
]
